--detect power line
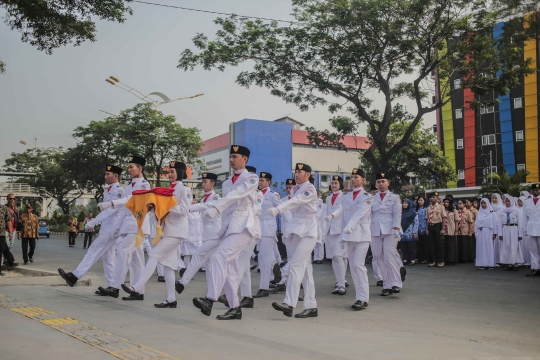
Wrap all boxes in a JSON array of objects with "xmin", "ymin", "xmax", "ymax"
[{"xmin": 132, "ymin": 1, "xmax": 298, "ymax": 24}]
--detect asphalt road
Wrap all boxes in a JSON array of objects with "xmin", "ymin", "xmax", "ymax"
[{"xmin": 1, "ymin": 235, "xmax": 539, "ymax": 360}]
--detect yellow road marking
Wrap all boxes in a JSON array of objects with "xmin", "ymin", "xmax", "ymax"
[{"xmin": 0, "ymin": 294, "xmax": 178, "ymax": 360}]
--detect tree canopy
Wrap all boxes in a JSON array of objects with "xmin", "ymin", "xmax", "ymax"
[{"xmin": 178, "ymin": 0, "xmax": 539, "ymax": 175}]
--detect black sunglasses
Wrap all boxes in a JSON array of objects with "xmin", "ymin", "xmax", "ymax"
[{"xmin": 7, "ymin": 198, "xmax": 15, "ymax": 200}]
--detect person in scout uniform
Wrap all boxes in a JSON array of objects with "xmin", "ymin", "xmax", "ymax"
[
  {"xmin": 252, "ymin": 171, "xmax": 282, "ymax": 298},
  {"xmin": 323, "ymin": 175, "xmax": 348, "ymax": 295},
  {"xmin": 96, "ymin": 155, "xmax": 150, "ymax": 300},
  {"xmin": 268, "ymin": 163, "xmax": 319, "ymax": 319},
  {"xmin": 524, "ymin": 183, "xmax": 540, "ymax": 277},
  {"xmin": 426, "ymin": 191, "xmax": 446, "ymax": 267},
  {"xmin": 175, "ymin": 172, "xmax": 222, "ymax": 294},
  {"xmin": 192, "ymin": 145, "xmax": 259, "ymax": 320},
  {"xmin": 58, "ymin": 164, "xmax": 125, "ymax": 294},
  {"xmin": 370, "ymin": 172, "xmax": 403, "ymax": 297},
  {"xmin": 122, "ymin": 161, "xmax": 191, "ymax": 308},
  {"xmin": 333, "ymin": 168, "xmax": 373, "ymax": 310}
]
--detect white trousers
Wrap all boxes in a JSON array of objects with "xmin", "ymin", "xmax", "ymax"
[
  {"xmin": 134, "ymin": 257, "xmax": 176, "ymax": 302},
  {"xmin": 283, "ymin": 234, "xmax": 317, "ymax": 310},
  {"xmin": 239, "ymin": 239, "xmax": 257, "ymax": 297},
  {"xmin": 180, "ymin": 239, "xmax": 220, "ymax": 286},
  {"xmin": 371, "ymin": 245, "xmax": 383, "ymax": 281},
  {"xmin": 112, "ymin": 233, "xmax": 145, "ymax": 294},
  {"xmin": 529, "ymin": 236, "xmax": 540, "ymax": 270},
  {"xmin": 313, "ymin": 243, "xmax": 325, "ymax": 261},
  {"xmin": 143, "ymin": 238, "xmax": 164, "ymax": 276},
  {"xmin": 207, "ymin": 230, "xmax": 252, "ymax": 308},
  {"xmin": 278, "ymin": 236, "xmax": 292, "ymax": 285},
  {"xmin": 258, "ymin": 236, "xmax": 276, "ymax": 290},
  {"xmin": 273, "ymin": 241, "xmax": 282, "ymax": 264},
  {"xmin": 371, "ymin": 234, "xmax": 402, "ymax": 289},
  {"xmin": 332, "ymin": 253, "xmax": 347, "ymax": 287},
  {"xmin": 346, "ymin": 241, "xmax": 370, "ymax": 302},
  {"xmin": 72, "ymin": 228, "xmax": 116, "ymax": 287}
]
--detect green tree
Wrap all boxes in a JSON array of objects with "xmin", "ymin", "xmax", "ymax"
[
  {"xmin": 1, "ymin": 0, "xmax": 132, "ymax": 55},
  {"xmin": 479, "ymin": 170, "xmax": 531, "ymax": 197},
  {"xmin": 3, "ymin": 148, "xmax": 83, "ymax": 214},
  {"xmin": 178, "ymin": 0, "xmax": 539, "ymax": 174}
]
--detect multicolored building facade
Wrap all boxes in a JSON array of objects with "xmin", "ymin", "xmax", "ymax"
[{"xmin": 436, "ymin": 16, "xmax": 540, "ymax": 187}]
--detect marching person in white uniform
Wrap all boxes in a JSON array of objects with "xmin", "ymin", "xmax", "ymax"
[
  {"xmin": 175, "ymin": 172, "xmax": 222, "ymax": 293},
  {"xmin": 269, "ymin": 163, "xmax": 319, "ymax": 319},
  {"xmin": 323, "ymin": 175, "xmax": 348, "ymax": 295},
  {"xmin": 97, "ymin": 155, "xmax": 150, "ymax": 300},
  {"xmin": 524, "ymin": 183, "xmax": 540, "ymax": 277},
  {"xmin": 192, "ymin": 145, "xmax": 259, "ymax": 320},
  {"xmin": 122, "ymin": 161, "xmax": 191, "ymax": 308},
  {"xmin": 253, "ymin": 171, "xmax": 281, "ymax": 298},
  {"xmin": 370, "ymin": 172, "xmax": 403, "ymax": 297},
  {"xmin": 336, "ymin": 168, "xmax": 372, "ymax": 310},
  {"xmin": 58, "ymin": 164, "xmax": 125, "ymax": 293}
]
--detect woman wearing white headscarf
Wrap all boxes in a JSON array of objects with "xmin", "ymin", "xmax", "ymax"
[
  {"xmin": 520, "ymin": 191, "xmax": 530, "ymax": 199},
  {"xmin": 491, "ymin": 193, "xmax": 504, "ymax": 265},
  {"xmin": 475, "ymin": 198, "xmax": 497, "ymax": 269},
  {"xmin": 517, "ymin": 196, "xmax": 531, "ymax": 266},
  {"xmin": 499, "ymin": 195, "xmax": 524, "ymax": 269}
]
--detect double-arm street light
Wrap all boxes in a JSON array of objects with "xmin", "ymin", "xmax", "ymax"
[{"xmin": 105, "ymin": 76, "xmax": 204, "ymax": 109}]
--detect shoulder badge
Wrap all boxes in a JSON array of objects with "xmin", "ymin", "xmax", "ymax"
[
  {"xmin": 214, "ymin": 196, "xmax": 219, "ymax": 201},
  {"xmin": 187, "ymin": 193, "xmax": 191, "ymax": 199},
  {"xmin": 250, "ymin": 179, "xmax": 256, "ymax": 184}
]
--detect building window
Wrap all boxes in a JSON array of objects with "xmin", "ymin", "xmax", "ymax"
[
  {"xmin": 453, "ymin": 79, "xmax": 462, "ymax": 89},
  {"xmin": 456, "ymin": 139, "xmax": 464, "ymax": 149},
  {"xmin": 515, "ymin": 130, "xmax": 524, "ymax": 141},
  {"xmin": 517, "ymin": 164, "xmax": 526, "ymax": 171},
  {"xmin": 455, "ymin": 109, "xmax": 463, "ymax": 119},
  {"xmin": 433, "ymin": 125, "xmax": 437, "ymax": 133},
  {"xmin": 480, "ymin": 106, "xmax": 495, "ymax": 114},
  {"xmin": 514, "ymin": 97, "xmax": 523, "ymax": 108},
  {"xmin": 491, "ymin": 166, "xmax": 498, "ymax": 174},
  {"xmin": 482, "ymin": 134, "xmax": 496, "ymax": 146},
  {"xmin": 458, "ymin": 170, "xmax": 465, "ymax": 180}
]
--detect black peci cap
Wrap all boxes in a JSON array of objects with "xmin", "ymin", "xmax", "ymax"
[
  {"xmin": 375, "ymin": 172, "xmax": 388, "ymax": 180},
  {"xmin": 260, "ymin": 172, "xmax": 272, "ymax": 180},
  {"xmin": 295, "ymin": 163, "xmax": 312, "ymax": 173},
  {"xmin": 201, "ymin": 172, "xmax": 218, "ymax": 181},
  {"xmin": 230, "ymin": 145, "xmax": 250, "ymax": 158},
  {"xmin": 286, "ymin": 178, "xmax": 296, "ymax": 186},
  {"xmin": 332, "ymin": 175, "xmax": 344, "ymax": 183},
  {"xmin": 169, "ymin": 161, "xmax": 188, "ymax": 179},
  {"xmin": 351, "ymin": 168, "xmax": 366, "ymax": 177},
  {"xmin": 531, "ymin": 183, "xmax": 540, "ymax": 190},
  {"xmin": 246, "ymin": 166, "xmax": 257, "ymax": 174},
  {"xmin": 105, "ymin": 164, "xmax": 122, "ymax": 175},
  {"xmin": 129, "ymin": 155, "xmax": 146, "ymax": 167}
]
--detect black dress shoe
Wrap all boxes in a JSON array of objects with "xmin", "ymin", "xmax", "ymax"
[
  {"xmin": 280, "ymin": 260, "xmax": 288, "ymax": 268},
  {"xmin": 199, "ymin": 267, "xmax": 206, "ymax": 272},
  {"xmin": 391, "ymin": 286, "xmax": 401, "ymax": 294},
  {"xmin": 175, "ymin": 281, "xmax": 184, "ymax": 294},
  {"xmin": 295, "ymin": 308, "xmax": 318, "ymax": 318},
  {"xmin": 29, "ymin": 258, "xmax": 33, "ymax": 263},
  {"xmin": 23, "ymin": 261, "xmax": 28, "ymax": 265},
  {"xmin": 58, "ymin": 268, "xmax": 78, "ymax": 287},
  {"xmin": 269, "ymin": 283, "xmax": 276, "ymax": 288},
  {"xmin": 157, "ymin": 276, "xmax": 165, "ymax": 282},
  {"xmin": 250, "ymin": 264, "xmax": 258, "ymax": 271},
  {"xmin": 121, "ymin": 284, "xmax": 140, "ymax": 297},
  {"xmin": 122, "ymin": 294, "xmax": 144, "ymax": 301},
  {"xmin": 193, "ymin": 297, "xmax": 213, "ymax": 316},
  {"xmin": 526, "ymin": 270, "xmax": 539, "ymax": 277},
  {"xmin": 298, "ymin": 296, "xmax": 304, "ymax": 301},
  {"xmin": 154, "ymin": 300, "xmax": 177, "ymax": 308},
  {"xmin": 380, "ymin": 289, "xmax": 393, "ymax": 296},
  {"xmin": 376, "ymin": 280, "xmax": 383, "ymax": 287},
  {"xmin": 273, "ymin": 263, "xmax": 282, "ymax": 284},
  {"xmin": 179, "ymin": 268, "xmax": 186, "ymax": 277},
  {"xmin": 351, "ymin": 300, "xmax": 368, "ymax": 310},
  {"xmin": 270, "ymin": 283, "xmax": 286, "ymax": 293},
  {"xmin": 253, "ymin": 289, "xmax": 270, "ymax": 298},
  {"xmin": 272, "ymin": 302, "xmax": 293, "ymax": 317},
  {"xmin": 239, "ymin": 297, "xmax": 254, "ymax": 308},
  {"xmin": 315, "ymin": 260, "xmax": 323, "ymax": 264},
  {"xmin": 400, "ymin": 266, "xmax": 407, "ymax": 281},
  {"xmin": 216, "ymin": 307, "xmax": 242, "ymax": 320},
  {"xmin": 99, "ymin": 286, "xmax": 119, "ymax": 298},
  {"xmin": 345, "ymin": 280, "xmax": 349, "ymax": 288},
  {"xmin": 95, "ymin": 288, "xmax": 110, "ymax": 296},
  {"xmin": 218, "ymin": 294, "xmax": 229, "ymax": 308}
]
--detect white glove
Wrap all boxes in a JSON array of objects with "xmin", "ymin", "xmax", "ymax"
[
  {"xmin": 204, "ymin": 207, "xmax": 219, "ymax": 219},
  {"xmin": 98, "ymin": 201, "xmax": 113, "ymax": 210},
  {"xmin": 267, "ymin": 208, "xmax": 279, "ymax": 217},
  {"xmin": 324, "ymin": 215, "xmax": 333, "ymax": 221},
  {"xmin": 343, "ymin": 226, "xmax": 353, "ymax": 234},
  {"xmin": 85, "ymin": 220, "xmax": 96, "ymax": 230},
  {"xmin": 393, "ymin": 229, "xmax": 401, "ymax": 238}
]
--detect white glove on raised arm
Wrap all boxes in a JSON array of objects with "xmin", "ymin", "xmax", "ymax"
[
  {"xmin": 267, "ymin": 208, "xmax": 280, "ymax": 218},
  {"xmin": 324, "ymin": 215, "xmax": 333, "ymax": 221},
  {"xmin": 204, "ymin": 207, "xmax": 219, "ymax": 219},
  {"xmin": 343, "ymin": 226, "xmax": 353, "ymax": 235}
]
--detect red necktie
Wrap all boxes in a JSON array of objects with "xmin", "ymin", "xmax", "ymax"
[
  {"xmin": 534, "ymin": 198, "xmax": 539, "ymax": 205},
  {"xmin": 170, "ymin": 182, "xmax": 177, "ymax": 188},
  {"xmin": 262, "ymin": 188, "xmax": 268, "ymax": 195},
  {"xmin": 288, "ymin": 196, "xmax": 291, "ymax": 200},
  {"xmin": 353, "ymin": 190, "xmax": 361, "ymax": 200},
  {"xmin": 331, "ymin": 193, "xmax": 339, "ymax": 205},
  {"xmin": 131, "ymin": 182, "xmax": 135, "ymax": 187},
  {"xmin": 380, "ymin": 192, "xmax": 386, "ymax": 200},
  {"xmin": 203, "ymin": 193, "xmax": 211, "ymax": 202},
  {"xmin": 232, "ymin": 173, "xmax": 240, "ymax": 184},
  {"xmin": 107, "ymin": 186, "xmax": 111, "ymax": 193}
]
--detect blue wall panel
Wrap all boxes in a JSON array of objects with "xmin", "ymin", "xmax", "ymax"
[{"xmin": 233, "ymin": 119, "xmax": 293, "ymax": 194}]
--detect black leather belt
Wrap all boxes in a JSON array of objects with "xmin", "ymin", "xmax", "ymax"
[{"xmin": 503, "ymin": 224, "xmax": 518, "ymax": 226}]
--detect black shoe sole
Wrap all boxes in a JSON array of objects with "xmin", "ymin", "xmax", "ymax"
[
  {"xmin": 58, "ymin": 269, "xmax": 77, "ymax": 287},
  {"xmin": 154, "ymin": 302, "xmax": 177, "ymax": 308},
  {"xmin": 193, "ymin": 298, "xmax": 211, "ymax": 316},
  {"xmin": 295, "ymin": 312, "xmax": 318, "ymax": 318},
  {"xmin": 271, "ymin": 303, "xmax": 292, "ymax": 317},
  {"xmin": 216, "ymin": 315, "xmax": 242, "ymax": 320},
  {"xmin": 175, "ymin": 282, "xmax": 184, "ymax": 294},
  {"xmin": 252, "ymin": 292, "xmax": 269, "ymax": 298},
  {"xmin": 121, "ymin": 284, "xmax": 139, "ymax": 297},
  {"xmin": 239, "ymin": 304, "xmax": 254, "ymax": 308}
]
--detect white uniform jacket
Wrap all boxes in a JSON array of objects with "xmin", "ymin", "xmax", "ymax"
[
  {"xmin": 279, "ymin": 195, "xmax": 293, "ymax": 236},
  {"xmin": 187, "ymin": 212, "xmax": 203, "ymax": 243},
  {"xmin": 190, "ymin": 191, "xmax": 222, "ymax": 241},
  {"xmin": 161, "ymin": 181, "xmax": 191, "ymax": 239},
  {"xmin": 325, "ymin": 191, "xmax": 344, "ymax": 235},
  {"xmin": 370, "ymin": 191, "xmax": 402, "ymax": 237},
  {"xmin": 276, "ymin": 181, "xmax": 318, "ymax": 238},
  {"xmin": 260, "ymin": 188, "xmax": 281, "ymax": 238},
  {"xmin": 112, "ymin": 177, "xmax": 150, "ymax": 234},
  {"xmin": 339, "ymin": 188, "xmax": 373, "ymax": 242},
  {"xmin": 316, "ymin": 198, "xmax": 326, "ymax": 244},
  {"xmin": 93, "ymin": 182, "xmax": 125, "ymax": 229},
  {"xmin": 213, "ymin": 169, "xmax": 259, "ymax": 239},
  {"xmin": 524, "ymin": 197, "xmax": 540, "ymax": 236}
]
